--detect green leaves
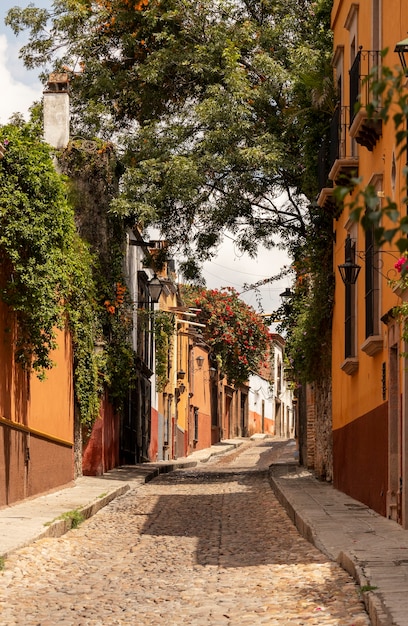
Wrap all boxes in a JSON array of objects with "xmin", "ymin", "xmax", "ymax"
[
  {"xmin": 7, "ymin": 0, "xmax": 333, "ymax": 260},
  {"xmin": 183, "ymin": 285, "xmax": 270, "ymax": 384},
  {"xmin": 0, "ymin": 122, "xmax": 72, "ymax": 371},
  {"xmin": 0, "ymin": 121, "xmax": 103, "ymax": 427}
]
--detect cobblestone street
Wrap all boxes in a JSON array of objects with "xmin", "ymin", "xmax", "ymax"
[{"xmin": 0, "ymin": 441, "xmax": 370, "ymax": 625}]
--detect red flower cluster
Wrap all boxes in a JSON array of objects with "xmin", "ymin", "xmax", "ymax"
[
  {"xmin": 104, "ymin": 282, "xmax": 127, "ymax": 315},
  {"xmin": 395, "ymin": 257, "xmax": 408, "ymax": 275},
  {"xmin": 186, "ymin": 286, "xmax": 270, "ymax": 384}
]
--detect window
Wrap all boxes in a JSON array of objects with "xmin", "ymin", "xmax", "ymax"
[
  {"xmin": 361, "ymin": 176, "xmax": 383, "ymax": 356},
  {"xmin": 344, "ymin": 237, "xmax": 358, "ymax": 360},
  {"xmin": 365, "ymin": 214, "xmax": 379, "ymax": 338}
]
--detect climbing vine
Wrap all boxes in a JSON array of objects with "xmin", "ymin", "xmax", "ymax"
[
  {"xmin": 137, "ymin": 308, "xmax": 175, "ymax": 392},
  {"xmin": 154, "ymin": 311, "xmax": 175, "ymax": 392},
  {"xmin": 57, "ymin": 140, "xmax": 139, "ymax": 423},
  {"xmin": 0, "ymin": 119, "xmax": 102, "ymax": 427}
]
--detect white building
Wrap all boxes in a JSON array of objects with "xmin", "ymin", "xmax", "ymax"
[{"xmin": 248, "ymin": 333, "xmax": 294, "ymax": 438}]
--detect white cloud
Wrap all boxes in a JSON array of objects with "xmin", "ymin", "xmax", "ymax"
[
  {"xmin": 0, "ymin": 34, "xmax": 42, "ymax": 124},
  {"xmin": 202, "ymin": 240, "xmax": 291, "ymax": 314}
]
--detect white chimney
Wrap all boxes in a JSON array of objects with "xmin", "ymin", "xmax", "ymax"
[{"xmin": 43, "ymin": 73, "xmax": 70, "ymax": 149}]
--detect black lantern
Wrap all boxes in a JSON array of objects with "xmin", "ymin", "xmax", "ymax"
[
  {"xmin": 279, "ymin": 287, "xmax": 294, "ymax": 303},
  {"xmin": 148, "ymin": 273, "xmax": 163, "ymax": 303},
  {"xmin": 395, "ymin": 37, "xmax": 408, "ymax": 74},
  {"xmin": 338, "ymin": 235, "xmax": 361, "ymax": 285}
]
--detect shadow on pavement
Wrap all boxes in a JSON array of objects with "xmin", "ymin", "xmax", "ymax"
[{"xmin": 138, "ymin": 470, "xmax": 328, "ymax": 569}]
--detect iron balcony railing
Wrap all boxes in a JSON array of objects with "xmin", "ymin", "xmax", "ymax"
[
  {"xmin": 349, "ymin": 49, "xmax": 381, "ymax": 126},
  {"xmin": 317, "ymin": 105, "xmax": 351, "ymax": 189}
]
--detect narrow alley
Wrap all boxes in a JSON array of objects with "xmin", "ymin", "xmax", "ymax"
[{"xmin": 0, "ymin": 440, "xmax": 370, "ymax": 626}]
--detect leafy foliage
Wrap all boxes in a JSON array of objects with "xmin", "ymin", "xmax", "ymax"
[
  {"xmin": 183, "ymin": 285, "xmax": 270, "ymax": 384},
  {"xmin": 6, "ymin": 0, "xmax": 337, "ymax": 390},
  {"xmin": 6, "ymin": 0, "xmax": 334, "ymax": 270},
  {"xmin": 0, "ymin": 121, "xmax": 71, "ymax": 371},
  {"xmin": 276, "ymin": 208, "xmax": 334, "ymax": 384},
  {"xmin": 57, "ymin": 141, "xmax": 140, "ymax": 422},
  {"xmin": 0, "ymin": 120, "xmax": 141, "ymax": 429},
  {"xmin": 153, "ymin": 311, "xmax": 175, "ymax": 392},
  {"xmin": 0, "ymin": 119, "xmax": 101, "ymax": 425}
]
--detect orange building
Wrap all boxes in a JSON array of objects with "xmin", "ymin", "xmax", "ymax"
[
  {"xmin": 319, "ymin": 0, "xmax": 408, "ymax": 523},
  {"xmin": 0, "ymin": 319, "xmax": 74, "ymax": 506}
]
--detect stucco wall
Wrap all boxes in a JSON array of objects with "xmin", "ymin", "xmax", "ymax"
[
  {"xmin": 333, "ymin": 403, "xmax": 388, "ymax": 517},
  {"xmin": 0, "ymin": 426, "xmax": 73, "ymax": 506}
]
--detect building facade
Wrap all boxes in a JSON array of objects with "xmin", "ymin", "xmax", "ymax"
[
  {"xmin": 319, "ymin": 0, "xmax": 408, "ymax": 523},
  {"xmin": 248, "ymin": 333, "xmax": 294, "ymax": 438}
]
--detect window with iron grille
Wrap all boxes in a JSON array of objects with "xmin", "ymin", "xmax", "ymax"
[
  {"xmin": 365, "ymin": 217, "xmax": 379, "ymax": 338},
  {"xmin": 345, "ymin": 239, "xmax": 357, "ymax": 359}
]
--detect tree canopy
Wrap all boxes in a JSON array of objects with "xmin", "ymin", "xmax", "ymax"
[{"xmin": 6, "ymin": 0, "xmax": 335, "ymax": 275}]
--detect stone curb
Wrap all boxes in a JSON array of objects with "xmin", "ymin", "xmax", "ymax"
[
  {"xmin": 268, "ymin": 463, "xmax": 394, "ymax": 626},
  {"xmin": 32, "ymin": 485, "xmax": 131, "ymax": 544}
]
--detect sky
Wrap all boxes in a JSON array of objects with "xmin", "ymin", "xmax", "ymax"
[{"xmin": 0, "ymin": 1, "xmax": 292, "ymax": 316}]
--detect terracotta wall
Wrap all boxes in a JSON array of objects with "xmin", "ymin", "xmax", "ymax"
[
  {"xmin": 82, "ymin": 393, "xmax": 120, "ymax": 475},
  {"xmin": 0, "ymin": 312, "xmax": 75, "ymax": 506},
  {"xmin": 248, "ymin": 410, "xmax": 274, "ymax": 436},
  {"xmin": 333, "ymin": 403, "xmax": 388, "ymax": 516}
]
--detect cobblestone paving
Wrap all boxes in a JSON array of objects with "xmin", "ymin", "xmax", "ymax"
[{"xmin": 0, "ymin": 440, "xmax": 370, "ymax": 625}]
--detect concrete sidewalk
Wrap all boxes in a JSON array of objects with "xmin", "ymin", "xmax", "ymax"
[
  {"xmin": 269, "ymin": 461, "xmax": 408, "ymax": 626},
  {"xmin": 0, "ymin": 439, "xmax": 243, "ymax": 560}
]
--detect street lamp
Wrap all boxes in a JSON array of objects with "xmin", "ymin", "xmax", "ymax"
[
  {"xmin": 148, "ymin": 273, "xmax": 163, "ymax": 303},
  {"xmin": 338, "ymin": 235, "xmax": 361, "ymax": 285},
  {"xmin": 135, "ymin": 274, "xmax": 164, "ymax": 306},
  {"xmin": 196, "ymin": 355, "xmax": 205, "ymax": 369},
  {"xmin": 279, "ymin": 287, "xmax": 294, "ymax": 303}
]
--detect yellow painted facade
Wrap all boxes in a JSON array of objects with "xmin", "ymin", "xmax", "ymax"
[{"xmin": 326, "ymin": 0, "xmax": 408, "ymax": 521}]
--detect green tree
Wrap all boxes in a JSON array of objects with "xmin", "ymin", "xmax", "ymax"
[{"xmin": 6, "ymin": 0, "xmax": 334, "ymax": 273}]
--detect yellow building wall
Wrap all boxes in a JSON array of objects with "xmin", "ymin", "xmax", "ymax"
[
  {"xmin": 331, "ymin": 0, "xmax": 408, "ymax": 431},
  {"xmin": 329, "ymin": 0, "xmax": 408, "ymax": 517},
  {"xmin": 0, "ymin": 312, "xmax": 74, "ymax": 444},
  {"xmin": 0, "ymin": 307, "xmax": 74, "ymax": 505}
]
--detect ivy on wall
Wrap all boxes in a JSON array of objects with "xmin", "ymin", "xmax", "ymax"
[
  {"xmin": 136, "ymin": 308, "xmax": 175, "ymax": 393},
  {"xmin": 57, "ymin": 139, "xmax": 139, "ymax": 423},
  {"xmin": 0, "ymin": 118, "xmax": 102, "ymax": 427},
  {"xmin": 0, "ymin": 118, "xmax": 140, "ymax": 430}
]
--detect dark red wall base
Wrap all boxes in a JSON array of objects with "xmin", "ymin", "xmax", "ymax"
[{"xmin": 333, "ymin": 402, "xmax": 388, "ymax": 517}]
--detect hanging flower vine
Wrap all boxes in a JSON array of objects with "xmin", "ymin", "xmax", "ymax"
[{"xmin": 182, "ymin": 285, "xmax": 270, "ymax": 385}]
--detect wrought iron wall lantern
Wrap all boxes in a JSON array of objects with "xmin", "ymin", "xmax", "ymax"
[
  {"xmin": 147, "ymin": 274, "xmax": 163, "ymax": 303},
  {"xmin": 196, "ymin": 355, "xmax": 205, "ymax": 369},
  {"xmin": 338, "ymin": 234, "xmax": 400, "ymax": 286},
  {"xmin": 279, "ymin": 287, "xmax": 294, "ymax": 303},
  {"xmin": 338, "ymin": 235, "xmax": 361, "ymax": 285},
  {"xmin": 395, "ymin": 37, "xmax": 408, "ymax": 74},
  {"xmin": 134, "ymin": 273, "xmax": 164, "ymax": 305},
  {"xmin": 192, "ymin": 359, "xmax": 217, "ymax": 382}
]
